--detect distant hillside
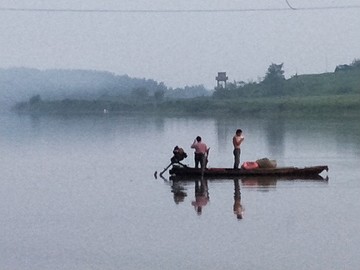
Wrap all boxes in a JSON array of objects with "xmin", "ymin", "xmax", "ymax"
[
  {"xmin": 213, "ymin": 60, "xmax": 360, "ymax": 99},
  {"xmin": 285, "ymin": 69, "xmax": 360, "ymax": 96},
  {"xmin": 0, "ymin": 67, "xmax": 211, "ymax": 110},
  {"xmin": 0, "ymin": 67, "xmax": 165, "ymax": 107},
  {"xmin": 10, "ymin": 60, "xmax": 360, "ymax": 116}
]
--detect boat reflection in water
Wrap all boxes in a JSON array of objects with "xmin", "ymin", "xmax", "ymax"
[
  {"xmin": 161, "ymin": 174, "xmax": 328, "ymax": 219},
  {"xmin": 240, "ymin": 174, "xmax": 328, "ymax": 190}
]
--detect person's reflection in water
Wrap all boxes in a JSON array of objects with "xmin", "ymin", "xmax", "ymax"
[
  {"xmin": 233, "ymin": 179, "xmax": 244, "ymax": 219},
  {"xmin": 159, "ymin": 174, "xmax": 187, "ymax": 204},
  {"xmin": 171, "ymin": 182, "xmax": 187, "ymax": 204},
  {"xmin": 191, "ymin": 179, "xmax": 209, "ymax": 215}
]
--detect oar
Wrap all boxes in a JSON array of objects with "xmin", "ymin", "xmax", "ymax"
[
  {"xmin": 159, "ymin": 162, "xmax": 173, "ymax": 177},
  {"xmin": 158, "ymin": 160, "xmax": 188, "ymax": 178},
  {"xmin": 201, "ymin": 148, "xmax": 210, "ymax": 178}
]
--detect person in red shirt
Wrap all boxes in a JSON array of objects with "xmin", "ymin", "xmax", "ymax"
[{"xmin": 191, "ymin": 136, "xmax": 209, "ymax": 169}]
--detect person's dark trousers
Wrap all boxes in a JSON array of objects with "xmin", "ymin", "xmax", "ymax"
[
  {"xmin": 233, "ymin": 148, "xmax": 241, "ymax": 169},
  {"xmin": 195, "ymin": 153, "xmax": 205, "ymax": 168}
]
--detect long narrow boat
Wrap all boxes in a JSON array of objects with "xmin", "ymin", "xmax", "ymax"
[{"xmin": 169, "ymin": 165, "xmax": 328, "ymax": 178}]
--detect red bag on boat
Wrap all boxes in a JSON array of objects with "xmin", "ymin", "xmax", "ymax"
[{"xmin": 241, "ymin": 161, "xmax": 259, "ymax": 170}]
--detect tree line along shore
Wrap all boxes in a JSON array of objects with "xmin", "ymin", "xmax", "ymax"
[{"xmin": 12, "ymin": 60, "xmax": 360, "ymax": 117}]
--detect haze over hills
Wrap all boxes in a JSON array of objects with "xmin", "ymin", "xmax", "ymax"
[
  {"xmin": 0, "ymin": 67, "xmax": 211, "ymax": 110},
  {"xmin": 4, "ymin": 59, "xmax": 360, "ymax": 114},
  {"xmin": 0, "ymin": 67, "xmax": 163, "ymax": 104}
]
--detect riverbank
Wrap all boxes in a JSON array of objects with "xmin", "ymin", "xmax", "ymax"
[{"xmin": 12, "ymin": 93, "xmax": 360, "ymax": 118}]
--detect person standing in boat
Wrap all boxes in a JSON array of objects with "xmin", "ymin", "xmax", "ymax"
[
  {"xmin": 191, "ymin": 136, "xmax": 209, "ymax": 169},
  {"xmin": 233, "ymin": 129, "xmax": 245, "ymax": 169}
]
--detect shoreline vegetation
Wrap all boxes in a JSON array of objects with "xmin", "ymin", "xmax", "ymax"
[
  {"xmin": 11, "ymin": 60, "xmax": 360, "ymax": 117},
  {"xmin": 12, "ymin": 94, "xmax": 360, "ymax": 118}
]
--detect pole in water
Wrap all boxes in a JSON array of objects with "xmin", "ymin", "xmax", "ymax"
[
  {"xmin": 201, "ymin": 148, "xmax": 209, "ymax": 177},
  {"xmin": 160, "ymin": 163, "xmax": 173, "ymax": 177}
]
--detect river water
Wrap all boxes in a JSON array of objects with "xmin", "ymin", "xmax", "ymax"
[{"xmin": 1, "ymin": 112, "xmax": 359, "ymax": 270}]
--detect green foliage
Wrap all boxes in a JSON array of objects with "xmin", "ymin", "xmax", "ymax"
[
  {"xmin": 154, "ymin": 89, "xmax": 165, "ymax": 102},
  {"xmin": 211, "ymin": 59, "xmax": 360, "ymax": 99},
  {"xmin": 263, "ymin": 63, "xmax": 285, "ymax": 82},
  {"xmin": 165, "ymin": 85, "xmax": 210, "ymax": 99},
  {"xmin": 335, "ymin": 58, "xmax": 360, "ymax": 72},
  {"xmin": 351, "ymin": 59, "xmax": 360, "ymax": 68},
  {"xmin": 261, "ymin": 63, "xmax": 286, "ymax": 96},
  {"xmin": 212, "ymin": 87, "xmax": 231, "ymax": 99},
  {"xmin": 12, "ymin": 59, "xmax": 360, "ymax": 117},
  {"xmin": 131, "ymin": 87, "xmax": 149, "ymax": 99}
]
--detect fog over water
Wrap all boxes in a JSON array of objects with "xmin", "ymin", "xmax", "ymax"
[{"xmin": 1, "ymin": 112, "xmax": 360, "ymax": 269}]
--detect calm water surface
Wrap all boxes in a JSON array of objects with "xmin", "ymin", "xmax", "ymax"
[{"xmin": 1, "ymin": 112, "xmax": 360, "ymax": 270}]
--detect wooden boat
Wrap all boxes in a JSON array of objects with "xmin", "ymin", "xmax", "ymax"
[{"xmin": 169, "ymin": 165, "xmax": 328, "ymax": 179}]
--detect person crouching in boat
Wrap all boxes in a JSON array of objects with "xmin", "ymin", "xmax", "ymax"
[
  {"xmin": 191, "ymin": 136, "xmax": 209, "ymax": 169},
  {"xmin": 171, "ymin": 146, "xmax": 187, "ymax": 164}
]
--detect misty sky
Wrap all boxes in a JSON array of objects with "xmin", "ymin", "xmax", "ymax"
[{"xmin": 0, "ymin": 0, "xmax": 359, "ymax": 89}]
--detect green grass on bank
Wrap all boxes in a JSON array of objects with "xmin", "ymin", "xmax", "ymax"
[
  {"xmin": 158, "ymin": 94, "xmax": 360, "ymax": 116},
  {"xmin": 13, "ymin": 94, "xmax": 360, "ymax": 117},
  {"xmin": 286, "ymin": 70, "xmax": 360, "ymax": 96}
]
